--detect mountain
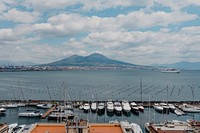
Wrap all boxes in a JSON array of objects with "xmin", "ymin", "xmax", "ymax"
[
  {"xmin": 43, "ymin": 53, "xmax": 139, "ymax": 67},
  {"xmin": 153, "ymin": 61, "xmax": 200, "ymax": 70}
]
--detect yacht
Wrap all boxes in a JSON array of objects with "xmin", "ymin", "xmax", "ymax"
[
  {"xmin": 8, "ymin": 123, "xmax": 18, "ymax": 133},
  {"xmin": 122, "ymin": 100, "xmax": 131, "ymax": 113},
  {"xmin": 130, "ymin": 123, "xmax": 143, "ymax": 133},
  {"xmin": 168, "ymin": 104, "xmax": 176, "ymax": 112},
  {"xmin": 153, "ymin": 103, "xmax": 163, "ymax": 113},
  {"xmin": 180, "ymin": 103, "xmax": 200, "ymax": 113},
  {"xmin": 37, "ymin": 103, "xmax": 52, "ymax": 109},
  {"xmin": 83, "ymin": 103, "xmax": 90, "ymax": 113},
  {"xmin": 106, "ymin": 101, "xmax": 114, "ymax": 113},
  {"xmin": 18, "ymin": 110, "xmax": 42, "ymax": 117},
  {"xmin": 130, "ymin": 102, "xmax": 139, "ymax": 115},
  {"xmin": 97, "ymin": 102, "xmax": 105, "ymax": 114},
  {"xmin": 91, "ymin": 102, "xmax": 97, "ymax": 113},
  {"xmin": 0, "ymin": 107, "xmax": 6, "ymax": 113},
  {"xmin": 17, "ymin": 103, "xmax": 26, "ymax": 107},
  {"xmin": 138, "ymin": 104, "xmax": 144, "ymax": 112},
  {"xmin": 48, "ymin": 110, "xmax": 74, "ymax": 120},
  {"xmin": 2, "ymin": 103, "xmax": 18, "ymax": 108},
  {"xmin": 12, "ymin": 125, "xmax": 26, "ymax": 133},
  {"xmin": 160, "ymin": 103, "xmax": 170, "ymax": 113},
  {"xmin": 174, "ymin": 108, "xmax": 185, "ymax": 116},
  {"xmin": 161, "ymin": 68, "xmax": 180, "ymax": 73},
  {"xmin": 114, "ymin": 102, "xmax": 122, "ymax": 115}
]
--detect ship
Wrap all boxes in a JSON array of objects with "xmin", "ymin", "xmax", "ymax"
[{"xmin": 161, "ymin": 68, "xmax": 180, "ymax": 73}]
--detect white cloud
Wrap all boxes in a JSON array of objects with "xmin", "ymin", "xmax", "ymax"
[
  {"xmin": 31, "ymin": 11, "xmax": 197, "ymax": 37},
  {"xmin": 0, "ymin": 8, "xmax": 39, "ymax": 23}
]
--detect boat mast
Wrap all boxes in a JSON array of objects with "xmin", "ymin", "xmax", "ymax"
[
  {"xmin": 18, "ymin": 82, "xmax": 25, "ymax": 101},
  {"xmin": 140, "ymin": 78, "xmax": 143, "ymax": 103},
  {"xmin": 10, "ymin": 85, "xmax": 16, "ymax": 100},
  {"xmin": 46, "ymin": 86, "xmax": 52, "ymax": 101}
]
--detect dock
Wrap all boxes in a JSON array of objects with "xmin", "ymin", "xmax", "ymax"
[{"xmin": 41, "ymin": 105, "xmax": 57, "ymax": 119}]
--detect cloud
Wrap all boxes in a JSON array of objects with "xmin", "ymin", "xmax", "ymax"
[
  {"xmin": 0, "ymin": 8, "xmax": 39, "ymax": 23},
  {"xmin": 31, "ymin": 10, "xmax": 197, "ymax": 37}
]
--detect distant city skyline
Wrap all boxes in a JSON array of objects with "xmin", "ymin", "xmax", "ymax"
[{"xmin": 0, "ymin": 1, "xmax": 200, "ymax": 65}]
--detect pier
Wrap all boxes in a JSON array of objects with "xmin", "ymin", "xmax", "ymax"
[{"xmin": 41, "ymin": 105, "xmax": 57, "ymax": 119}]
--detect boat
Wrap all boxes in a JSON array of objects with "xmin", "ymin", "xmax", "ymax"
[
  {"xmin": 97, "ymin": 102, "xmax": 105, "ymax": 114},
  {"xmin": 18, "ymin": 110, "xmax": 42, "ymax": 117},
  {"xmin": 160, "ymin": 103, "xmax": 170, "ymax": 113},
  {"xmin": 12, "ymin": 124, "xmax": 26, "ymax": 133},
  {"xmin": 187, "ymin": 119, "xmax": 200, "ymax": 127},
  {"xmin": 130, "ymin": 123, "xmax": 143, "ymax": 133},
  {"xmin": 153, "ymin": 103, "xmax": 163, "ymax": 113},
  {"xmin": 21, "ymin": 124, "xmax": 34, "ymax": 133},
  {"xmin": 138, "ymin": 104, "xmax": 144, "ymax": 112},
  {"xmin": 121, "ymin": 100, "xmax": 131, "ymax": 113},
  {"xmin": 144, "ymin": 122, "xmax": 150, "ymax": 133},
  {"xmin": 168, "ymin": 103, "xmax": 176, "ymax": 112},
  {"xmin": 161, "ymin": 68, "xmax": 180, "ymax": 73},
  {"xmin": 8, "ymin": 123, "xmax": 18, "ymax": 133},
  {"xmin": 36, "ymin": 103, "xmax": 52, "ymax": 109},
  {"xmin": 48, "ymin": 110, "xmax": 74, "ymax": 120},
  {"xmin": 2, "ymin": 103, "xmax": 18, "ymax": 108},
  {"xmin": 130, "ymin": 102, "xmax": 139, "ymax": 115},
  {"xmin": 106, "ymin": 101, "xmax": 114, "ymax": 113},
  {"xmin": 83, "ymin": 103, "xmax": 90, "ymax": 113},
  {"xmin": 174, "ymin": 108, "xmax": 185, "ymax": 116},
  {"xmin": 114, "ymin": 102, "xmax": 122, "ymax": 115},
  {"xmin": 0, "ymin": 108, "xmax": 6, "ymax": 113},
  {"xmin": 120, "ymin": 121, "xmax": 132, "ymax": 131},
  {"xmin": 17, "ymin": 103, "xmax": 26, "ymax": 107},
  {"xmin": 180, "ymin": 103, "xmax": 200, "ymax": 113},
  {"xmin": 91, "ymin": 102, "xmax": 97, "ymax": 113}
]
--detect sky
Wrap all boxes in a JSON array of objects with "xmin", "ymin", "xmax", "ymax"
[{"xmin": 0, "ymin": 0, "xmax": 200, "ymax": 65}]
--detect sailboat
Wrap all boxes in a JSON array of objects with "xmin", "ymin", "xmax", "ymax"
[{"xmin": 139, "ymin": 78, "xmax": 144, "ymax": 112}]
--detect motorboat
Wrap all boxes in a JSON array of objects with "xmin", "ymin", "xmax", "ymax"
[
  {"xmin": 160, "ymin": 103, "xmax": 170, "ymax": 113},
  {"xmin": 18, "ymin": 110, "xmax": 42, "ymax": 117},
  {"xmin": 168, "ymin": 104, "xmax": 176, "ymax": 112},
  {"xmin": 48, "ymin": 110, "xmax": 74, "ymax": 120},
  {"xmin": 37, "ymin": 103, "xmax": 52, "ymax": 109},
  {"xmin": 8, "ymin": 123, "xmax": 18, "ymax": 133},
  {"xmin": 130, "ymin": 123, "xmax": 143, "ymax": 133},
  {"xmin": 12, "ymin": 124, "xmax": 26, "ymax": 133},
  {"xmin": 17, "ymin": 103, "xmax": 26, "ymax": 107},
  {"xmin": 97, "ymin": 102, "xmax": 105, "ymax": 114},
  {"xmin": 114, "ymin": 102, "xmax": 122, "ymax": 115},
  {"xmin": 91, "ymin": 102, "xmax": 97, "ymax": 113},
  {"xmin": 122, "ymin": 100, "xmax": 131, "ymax": 113},
  {"xmin": 180, "ymin": 104, "xmax": 200, "ymax": 113},
  {"xmin": 2, "ymin": 103, "xmax": 18, "ymax": 108},
  {"xmin": 21, "ymin": 124, "xmax": 34, "ymax": 133},
  {"xmin": 153, "ymin": 103, "xmax": 163, "ymax": 113},
  {"xmin": 174, "ymin": 108, "xmax": 185, "ymax": 116},
  {"xmin": 120, "ymin": 121, "xmax": 132, "ymax": 132},
  {"xmin": 83, "ymin": 103, "xmax": 90, "ymax": 113},
  {"xmin": 106, "ymin": 101, "xmax": 114, "ymax": 113},
  {"xmin": 0, "ymin": 107, "xmax": 6, "ymax": 113},
  {"xmin": 138, "ymin": 105, "xmax": 144, "ymax": 112},
  {"xmin": 130, "ymin": 102, "xmax": 139, "ymax": 115}
]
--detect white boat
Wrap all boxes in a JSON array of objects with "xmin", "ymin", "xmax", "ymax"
[
  {"xmin": 91, "ymin": 102, "xmax": 97, "ymax": 112},
  {"xmin": 48, "ymin": 110, "xmax": 74, "ymax": 120},
  {"xmin": 97, "ymin": 102, "xmax": 105, "ymax": 114},
  {"xmin": 161, "ymin": 68, "xmax": 180, "ymax": 73},
  {"xmin": 138, "ymin": 104, "xmax": 144, "ymax": 112},
  {"xmin": 18, "ymin": 110, "xmax": 42, "ymax": 117},
  {"xmin": 160, "ymin": 103, "xmax": 170, "ymax": 113},
  {"xmin": 0, "ymin": 107, "xmax": 6, "ymax": 113},
  {"xmin": 37, "ymin": 103, "xmax": 52, "ymax": 109},
  {"xmin": 180, "ymin": 104, "xmax": 200, "ymax": 113},
  {"xmin": 12, "ymin": 124, "xmax": 26, "ymax": 133},
  {"xmin": 21, "ymin": 124, "xmax": 34, "ymax": 133},
  {"xmin": 106, "ymin": 101, "xmax": 114, "ymax": 113},
  {"xmin": 130, "ymin": 102, "xmax": 139, "ymax": 115},
  {"xmin": 83, "ymin": 103, "xmax": 90, "ymax": 113},
  {"xmin": 131, "ymin": 123, "xmax": 143, "ymax": 133},
  {"xmin": 153, "ymin": 103, "xmax": 163, "ymax": 113},
  {"xmin": 17, "ymin": 103, "xmax": 26, "ymax": 107},
  {"xmin": 174, "ymin": 108, "xmax": 185, "ymax": 116},
  {"xmin": 120, "ymin": 121, "xmax": 132, "ymax": 131},
  {"xmin": 122, "ymin": 100, "xmax": 131, "ymax": 113},
  {"xmin": 168, "ymin": 104, "xmax": 176, "ymax": 112},
  {"xmin": 114, "ymin": 102, "xmax": 122, "ymax": 115},
  {"xmin": 2, "ymin": 103, "xmax": 18, "ymax": 108},
  {"xmin": 8, "ymin": 123, "xmax": 18, "ymax": 133}
]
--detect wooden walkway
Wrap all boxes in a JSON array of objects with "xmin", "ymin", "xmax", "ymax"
[{"xmin": 41, "ymin": 106, "xmax": 57, "ymax": 119}]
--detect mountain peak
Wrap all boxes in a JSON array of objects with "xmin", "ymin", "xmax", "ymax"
[{"xmin": 87, "ymin": 53, "xmax": 107, "ymax": 59}]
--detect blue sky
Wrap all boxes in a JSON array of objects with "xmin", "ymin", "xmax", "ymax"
[{"xmin": 0, "ymin": 0, "xmax": 200, "ymax": 65}]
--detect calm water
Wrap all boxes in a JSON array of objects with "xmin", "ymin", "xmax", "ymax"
[
  {"xmin": 0, "ymin": 70, "xmax": 200, "ymax": 101},
  {"xmin": 1, "ymin": 70, "xmax": 200, "ymax": 132}
]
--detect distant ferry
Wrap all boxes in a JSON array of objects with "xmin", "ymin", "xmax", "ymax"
[{"xmin": 161, "ymin": 68, "xmax": 180, "ymax": 73}]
